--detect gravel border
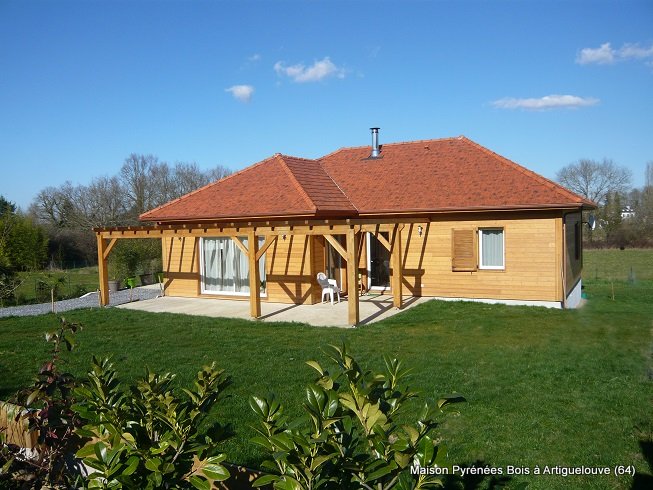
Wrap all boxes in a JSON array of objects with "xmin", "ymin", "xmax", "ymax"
[{"xmin": 0, "ymin": 287, "xmax": 161, "ymax": 318}]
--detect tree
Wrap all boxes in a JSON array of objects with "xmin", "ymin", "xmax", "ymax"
[
  {"xmin": 120, "ymin": 153, "xmax": 158, "ymax": 219},
  {"xmin": 601, "ymin": 191, "xmax": 624, "ymax": 245},
  {"xmin": 28, "ymin": 154, "xmax": 232, "ymax": 268},
  {"xmin": 0, "ymin": 196, "xmax": 48, "ymax": 304},
  {"xmin": 556, "ymin": 158, "xmax": 632, "ymax": 205}
]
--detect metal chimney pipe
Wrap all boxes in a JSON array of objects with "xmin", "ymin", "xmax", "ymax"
[{"xmin": 370, "ymin": 127, "xmax": 380, "ymax": 158}]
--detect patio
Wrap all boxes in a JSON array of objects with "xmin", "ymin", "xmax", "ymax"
[{"xmin": 114, "ymin": 293, "xmax": 430, "ymax": 327}]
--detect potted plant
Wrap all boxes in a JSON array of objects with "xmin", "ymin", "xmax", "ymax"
[
  {"xmin": 139, "ymin": 271, "xmax": 155, "ymax": 286},
  {"xmin": 125, "ymin": 276, "xmax": 136, "ymax": 302},
  {"xmin": 107, "ymin": 264, "xmax": 120, "ymax": 292}
]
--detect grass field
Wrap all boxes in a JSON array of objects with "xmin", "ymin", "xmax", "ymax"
[
  {"xmin": 584, "ymin": 248, "xmax": 653, "ymax": 280},
  {"xmin": 13, "ymin": 266, "xmax": 100, "ymax": 305},
  {"xmin": 6, "ymin": 248, "xmax": 651, "ymax": 304},
  {"xmin": 1, "ymin": 249, "xmax": 652, "ymax": 488}
]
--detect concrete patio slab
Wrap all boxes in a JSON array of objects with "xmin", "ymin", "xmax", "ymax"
[{"xmin": 114, "ymin": 294, "xmax": 430, "ymax": 327}]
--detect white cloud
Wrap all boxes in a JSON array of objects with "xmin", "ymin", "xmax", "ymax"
[
  {"xmin": 577, "ymin": 42, "xmax": 615, "ymax": 64},
  {"xmin": 248, "ymin": 53, "xmax": 261, "ymax": 62},
  {"xmin": 491, "ymin": 95, "xmax": 599, "ymax": 110},
  {"xmin": 225, "ymin": 84, "xmax": 254, "ymax": 103},
  {"xmin": 619, "ymin": 42, "xmax": 653, "ymax": 60},
  {"xmin": 274, "ymin": 57, "xmax": 345, "ymax": 83},
  {"xmin": 577, "ymin": 41, "xmax": 653, "ymax": 65}
]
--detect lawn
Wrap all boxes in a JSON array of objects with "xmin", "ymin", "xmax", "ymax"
[
  {"xmin": 584, "ymin": 248, "xmax": 653, "ymax": 280},
  {"xmin": 13, "ymin": 266, "xmax": 100, "ymax": 305},
  {"xmin": 1, "ymin": 250, "xmax": 652, "ymax": 489}
]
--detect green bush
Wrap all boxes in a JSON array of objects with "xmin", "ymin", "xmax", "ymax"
[
  {"xmin": 9, "ymin": 318, "xmax": 85, "ymax": 488},
  {"xmin": 73, "ymin": 358, "xmax": 231, "ymax": 489},
  {"xmin": 250, "ymin": 344, "xmax": 465, "ymax": 490}
]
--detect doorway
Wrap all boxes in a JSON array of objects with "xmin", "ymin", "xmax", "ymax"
[{"xmin": 367, "ymin": 232, "xmax": 390, "ymax": 289}]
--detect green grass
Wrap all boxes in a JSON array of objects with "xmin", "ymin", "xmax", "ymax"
[
  {"xmin": 1, "ymin": 277, "xmax": 652, "ymax": 489},
  {"xmin": 13, "ymin": 266, "xmax": 100, "ymax": 304},
  {"xmin": 584, "ymin": 248, "xmax": 653, "ymax": 280}
]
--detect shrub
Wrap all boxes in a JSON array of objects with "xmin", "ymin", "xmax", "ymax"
[
  {"xmin": 73, "ymin": 357, "xmax": 231, "ymax": 489},
  {"xmin": 8, "ymin": 318, "xmax": 84, "ymax": 488},
  {"xmin": 250, "ymin": 344, "xmax": 465, "ymax": 490}
]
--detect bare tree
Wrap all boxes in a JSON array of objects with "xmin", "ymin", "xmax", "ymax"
[
  {"xmin": 205, "ymin": 164, "xmax": 231, "ymax": 183},
  {"xmin": 30, "ymin": 184, "xmax": 77, "ymax": 227},
  {"xmin": 84, "ymin": 176, "xmax": 128, "ymax": 227},
  {"xmin": 148, "ymin": 162, "xmax": 176, "ymax": 207},
  {"xmin": 556, "ymin": 158, "xmax": 632, "ymax": 205},
  {"xmin": 173, "ymin": 162, "xmax": 209, "ymax": 197},
  {"xmin": 120, "ymin": 154, "xmax": 158, "ymax": 217}
]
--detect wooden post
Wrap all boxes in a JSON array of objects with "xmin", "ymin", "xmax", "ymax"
[
  {"xmin": 391, "ymin": 225, "xmax": 403, "ymax": 309},
  {"xmin": 248, "ymin": 230, "xmax": 261, "ymax": 318},
  {"xmin": 346, "ymin": 228, "xmax": 359, "ymax": 326},
  {"xmin": 96, "ymin": 235, "xmax": 110, "ymax": 306}
]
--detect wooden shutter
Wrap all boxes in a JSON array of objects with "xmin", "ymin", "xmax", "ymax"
[{"xmin": 451, "ymin": 229, "xmax": 477, "ymax": 271}]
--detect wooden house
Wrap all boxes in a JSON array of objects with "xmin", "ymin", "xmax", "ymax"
[{"xmin": 95, "ymin": 130, "xmax": 594, "ymax": 325}]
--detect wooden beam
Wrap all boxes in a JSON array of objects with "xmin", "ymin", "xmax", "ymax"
[
  {"xmin": 96, "ymin": 236, "xmax": 110, "ymax": 306},
  {"xmin": 255, "ymin": 235, "xmax": 277, "ymax": 261},
  {"xmin": 248, "ymin": 230, "xmax": 261, "ymax": 318},
  {"xmin": 391, "ymin": 225, "xmax": 403, "ymax": 309},
  {"xmin": 102, "ymin": 238, "xmax": 118, "ymax": 260},
  {"xmin": 346, "ymin": 228, "xmax": 359, "ymax": 326},
  {"xmin": 231, "ymin": 236, "xmax": 249, "ymax": 256},
  {"xmin": 371, "ymin": 227, "xmax": 392, "ymax": 252},
  {"xmin": 324, "ymin": 234, "xmax": 347, "ymax": 261}
]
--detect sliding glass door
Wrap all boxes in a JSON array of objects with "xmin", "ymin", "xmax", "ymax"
[{"xmin": 200, "ymin": 237, "xmax": 266, "ymax": 295}]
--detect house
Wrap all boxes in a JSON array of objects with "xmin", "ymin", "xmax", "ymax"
[
  {"xmin": 621, "ymin": 206, "xmax": 635, "ymax": 220},
  {"xmin": 94, "ymin": 129, "xmax": 595, "ymax": 325}
]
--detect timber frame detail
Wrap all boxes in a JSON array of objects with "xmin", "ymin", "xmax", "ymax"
[{"xmin": 94, "ymin": 218, "xmax": 408, "ymax": 326}]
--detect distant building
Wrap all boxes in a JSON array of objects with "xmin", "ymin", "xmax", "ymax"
[{"xmin": 621, "ymin": 206, "xmax": 635, "ymax": 219}]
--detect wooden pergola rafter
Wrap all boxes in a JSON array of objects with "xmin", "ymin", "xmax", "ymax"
[{"xmin": 94, "ymin": 218, "xmax": 407, "ymax": 326}]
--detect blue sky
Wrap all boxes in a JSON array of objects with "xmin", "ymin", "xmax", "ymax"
[{"xmin": 1, "ymin": 0, "xmax": 652, "ymax": 211}]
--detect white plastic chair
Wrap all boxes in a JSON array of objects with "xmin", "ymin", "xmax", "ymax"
[{"xmin": 317, "ymin": 272, "xmax": 340, "ymax": 305}]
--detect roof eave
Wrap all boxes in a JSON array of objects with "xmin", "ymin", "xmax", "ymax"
[{"xmin": 356, "ymin": 203, "xmax": 593, "ymax": 215}]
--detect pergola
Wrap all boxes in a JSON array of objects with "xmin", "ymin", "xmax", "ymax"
[{"xmin": 94, "ymin": 219, "xmax": 406, "ymax": 326}]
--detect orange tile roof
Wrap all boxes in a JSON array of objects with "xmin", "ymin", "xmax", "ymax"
[{"xmin": 140, "ymin": 136, "xmax": 593, "ymax": 222}]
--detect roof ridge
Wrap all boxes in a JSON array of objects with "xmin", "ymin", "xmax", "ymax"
[
  {"xmin": 458, "ymin": 137, "xmax": 594, "ymax": 206},
  {"xmin": 320, "ymin": 135, "xmax": 461, "ymax": 159},
  {"xmin": 140, "ymin": 154, "xmax": 280, "ymax": 220},
  {"xmin": 316, "ymin": 158, "xmax": 359, "ymax": 212},
  {"xmin": 275, "ymin": 154, "xmax": 318, "ymax": 212}
]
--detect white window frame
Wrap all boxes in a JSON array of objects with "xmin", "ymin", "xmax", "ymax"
[
  {"xmin": 199, "ymin": 236, "xmax": 267, "ymax": 297},
  {"xmin": 478, "ymin": 228, "xmax": 505, "ymax": 270}
]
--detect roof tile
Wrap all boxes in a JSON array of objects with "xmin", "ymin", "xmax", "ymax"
[{"xmin": 140, "ymin": 136, "xmax": 593, "ymax": 222}]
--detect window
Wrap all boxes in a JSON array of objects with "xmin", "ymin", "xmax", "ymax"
[
  {"xmin": 574, "ymin": 222, "xmax": 581, "ymax": 261},
  {"xmin": 478, "ymin": 228, "xmax": 504, "ymax": 269},
  {"xmin": 200, "ymin": 237, "xmax": 266, "ymax": 295}
]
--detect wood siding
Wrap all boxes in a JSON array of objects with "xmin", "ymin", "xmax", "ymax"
[
  {"xmin": 401, "ymin": 217, "xmax": 562, "ymax": 302},
  {"xmin": 263, "ymin": 235, "xmax": 318, "ymax": 304},
  {"xmin": 161, "ymin": 214, "xmax": 564, "ymax": 304},
  {"xmin": 162, "ymin": 236, "xmax": 200, "ymax": 297}
]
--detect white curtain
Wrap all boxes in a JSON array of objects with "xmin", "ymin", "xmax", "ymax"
[
  {"xmin": 481, "ymin": 229, "xmax": 503, "ymax": 267},
  {"xmin": 202, "ymin": 237, "xmax": 266, "ymax": 294}
]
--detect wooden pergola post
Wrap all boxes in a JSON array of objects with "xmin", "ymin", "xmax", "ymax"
[
  {"xmin": 97, "ymin": 235, "xmax": 110, "ymax": 306},
  {"xmin": 346, "ymin": 227, "xmax": 359, "ymax": 326},
  {"xmin": 248, "ymin": 230, "xmax": 261, "ymax": 318},
  {"xmin": 391, "ymin": 225, "xmax": 403, "ymax": 309}
]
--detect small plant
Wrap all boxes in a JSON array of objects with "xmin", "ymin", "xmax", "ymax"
[
  {"xmin": 250, "ymin": 344, "xmax": 465, "ymax": 490},
  {"xmin": 12, "ymin": 317, "xmax": 84, "ymax": 487},
  {"xmin": 37, "ymin": 273, "xmax": 67, "ymax": 312},
  {"xmin": 73, "ymin": 357, "xmax": 232, "ymax": 489}
]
